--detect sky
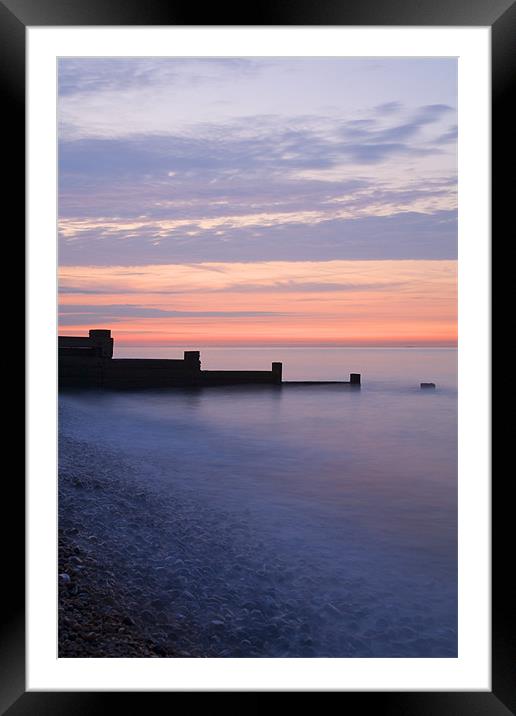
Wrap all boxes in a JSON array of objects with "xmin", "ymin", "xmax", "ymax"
[{"xmin": 58, "ymin": 57, "xmax": 457, "ymax": 346}]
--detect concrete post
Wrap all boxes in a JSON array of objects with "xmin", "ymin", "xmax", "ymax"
[
  {"xmin": 272, "ymin": 362, "xmax": 283, "ymax": 384},
  {"xmin": 184, "ymin": 351, "xmax": 201, "ymax": 373},
  {"xmin": 88, "ymin": 329, "xmax": 113, "ymax": 358}
]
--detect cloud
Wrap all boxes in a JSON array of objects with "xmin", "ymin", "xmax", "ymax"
[
  {"xmin": 415, "ymin": 104, "xmax": 454, "ymax": 122},
  {"xmin": 58, "ymin": 106, "xmax": 456, "ymax": 241},
  {"xmin": 339, "ymin": 142, "xmax": 438, "ymax": 164},
  {"xmin": 432, "ymin": 125, "xmax": 458, "ymax": 144},
  {"xmin": 59, "ymin": 209, "xmax": 457, "ymax": 265},
  {"xmin": 59, "ymin": 281, "xmax": 405, "ymax": 296},
  {"xmin": 374, "ymin": 101, "xmax": 403, "ymax": 114},
  {"xmin": 59, "ymin": 104, "xmax": 454, "ymax": 187},
  {"xmin": 59, "ymin": 304, "xmax": 284, "ymax": 321},
  {"xmin": 57, "ymin": 258, "xmax": 457, "ymax": 346},
  {"xmin": 337, "ymin": 104, "xmax": 454, "ymax": 163},
  {"xmin": 58, "ymin": 59, "xmax": 457, "ymax": 268},
  {"xmin": 214, "ymin": 281, "xmax": 406, "ymax": 293},
  {"xmin": 59, "ymin": 286, "xmax": 106, "ymax": 294},
  {"xmin": 58, "ymin": 58, "xmax": 266, "ymax": 97}
]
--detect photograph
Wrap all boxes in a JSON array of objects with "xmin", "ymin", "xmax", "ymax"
[
  {"xmin": 57, "ymin": 56, "xmax": 459, "ymax": 659},
  {"xmin": 2, "ymin": 0, "xmax": 504, "ymax": 704}
]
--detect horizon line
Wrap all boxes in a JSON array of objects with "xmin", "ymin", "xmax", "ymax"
[{"xmin": 111, "ymin": 343, "xmax": 458, "ymax": 349}]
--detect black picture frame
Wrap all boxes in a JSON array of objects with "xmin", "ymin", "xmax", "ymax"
[{"xmin": 5, "ymin": 0, "xmax": 509, "ymax": 710}]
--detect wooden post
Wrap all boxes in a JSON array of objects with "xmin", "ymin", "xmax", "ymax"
[{"xmin": 272, "ymin": 362, "xmax": 283, "ymax": 384}]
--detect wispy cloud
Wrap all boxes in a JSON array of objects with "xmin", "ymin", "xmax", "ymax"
[
  {"xmin": 60, "ymin": 303, "xmax": 283, "ymax": 319},
  {"xmin": 59, "ymin": 70, "xmax": 457, "ymax": 265},
  {"xmin": 59, "ymin": 209, "xmax": 457, "ymax": 265},
  {"xmin": 59, "ymin": 280, "xmax": 406, "ymax": 296},
  {"xmin": 58, "ymin": 260, "xmax": 457, "ymax": 345},
  {"xmin": 59, "ymin": 259, "xmax": 457, "ymax": 297},
  {"xmin": 58, "ymin": 58, "xmax": 267, "ymax": 98}
]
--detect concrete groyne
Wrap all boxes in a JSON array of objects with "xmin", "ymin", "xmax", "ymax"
[{"xmin": 59, "ymin": 329, "xmax": 360, "ymax": 390}]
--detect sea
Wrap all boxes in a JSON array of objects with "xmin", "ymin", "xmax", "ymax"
[{"xmin": 58, "ymin": 347, "xmax": 457, "ymax": 658}]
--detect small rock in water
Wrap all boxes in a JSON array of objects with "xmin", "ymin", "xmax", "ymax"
[{"xmin": 420, "ymin": 382, "xmax": 436, "ymax": 389}]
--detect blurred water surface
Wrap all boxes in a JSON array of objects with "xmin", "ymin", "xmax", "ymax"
[{"xmin": 59, "ymin": 347, "xmax": 457, "ymax": 657}]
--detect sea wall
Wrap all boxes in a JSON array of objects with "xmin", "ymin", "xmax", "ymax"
[
  {"xmin": 59, "ymin": 354, "xmax": 104, "ymax": 388},
  {"xmin": 103, "ymin": 359, "xmax": 200, "ymax": 389},
  {"xmin": 60, "ymin": 363, "xmax": 282, "ymax": 389},
  {"xmin": 200, "ymin": 368, "xmax": 281, "ymax": 386},
  {"xmin": 59, "ymin": 331, "xmax": 282, "ymax": 389}
]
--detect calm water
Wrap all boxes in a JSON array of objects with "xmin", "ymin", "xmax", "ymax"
[{"xmin": 59, "ymin": 347, "xmax": 457, "ymax": 657}]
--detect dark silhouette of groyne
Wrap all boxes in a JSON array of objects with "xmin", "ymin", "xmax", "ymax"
[{"xmin": 58, "ymin": 329, "xmax": 360, "ymax": 390}]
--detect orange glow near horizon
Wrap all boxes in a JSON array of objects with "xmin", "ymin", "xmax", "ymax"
[{"xmin": 58, "ymin": 260, "xmax": 457, "ymax": 347}]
